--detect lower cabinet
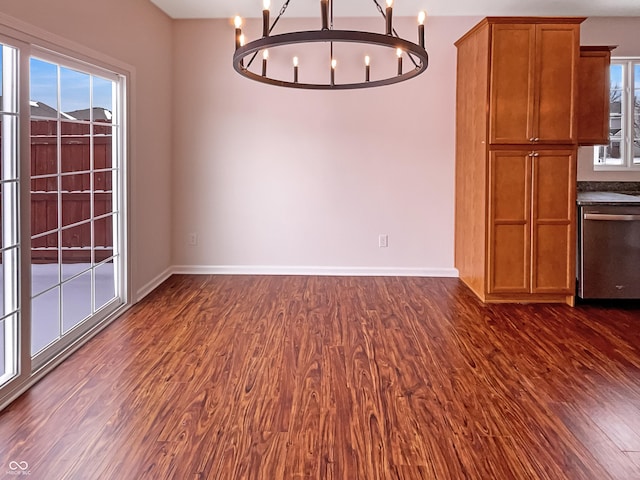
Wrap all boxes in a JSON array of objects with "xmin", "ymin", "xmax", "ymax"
[{"xmin": 488, "ymin": 149, "xmax": 576, "ymax": 298}]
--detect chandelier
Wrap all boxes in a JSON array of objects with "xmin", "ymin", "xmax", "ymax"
[{"xmin": 232, "ymin": 0, "xmax": 429, "ymax": 90}]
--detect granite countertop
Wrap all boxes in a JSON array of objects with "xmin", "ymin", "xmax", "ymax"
[
  {"xmin": 577, "ymin": 191, "xmax": 640, "ymax": 206},
  {"xmin": 577, "ymin": 181, "xmax": 640, "ymax": 196}
]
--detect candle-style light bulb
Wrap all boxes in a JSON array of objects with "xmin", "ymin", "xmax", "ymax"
[
  {"xmin": 321, "ymin": 0, "xmax": 329, "ymax": 30},
  {"xmin": 293, "ymin": 56, "xmax": 299, "ymax": 67},
  {"xmin": 331, "ymin": 58, "xmax": 336, "ymax": 85},
  {"xmin": 365, "ymin": 55, "xmax": 371, "ymax": 82},
  {"xmin": 293, "ymin": 56, "xmax": 299, "ymax": 83},
  {"xmin": 385, "ymin": 0, "xmax": 393, "ymax": 35},
  {"xmin": 238, "ymin": 33, "xmax": 246, "ymax": 67},
  {"xmin": 234, "ymin": 16, "xmax": 243, "ymax": 50},
  {"xmin": 262, "ymin": 49, "xmax": 269, "ymax": 76},
  {"xmin": 263, "ymin": 0, "xmax": 271, "ymax": 37},
  {"xmin": 396, "ymin": 48, "xmax": 403, "ymax": 76},
  {"xmin": 418, "ymin": 11, "xmax": 426, "ymax": 48}
]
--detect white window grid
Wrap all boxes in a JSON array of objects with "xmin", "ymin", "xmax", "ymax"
[
  {"xmin": 29, "ymin": 55, "xmax": 124, "ymax": 359},
  {"xmin": 594, "ymin": 57, "xmax": 640, "ymax": 171}
]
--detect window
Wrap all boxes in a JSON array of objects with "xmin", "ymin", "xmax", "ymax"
[{"xmin": 594, "ymin": 58, "xmax": 640, "ymax": 169}]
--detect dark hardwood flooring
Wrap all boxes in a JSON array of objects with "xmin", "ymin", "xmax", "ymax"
[{"xmin": 1, "ymin": 275, "xmax": 640, "ymax": 479}]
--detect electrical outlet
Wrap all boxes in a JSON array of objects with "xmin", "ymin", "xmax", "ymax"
[
  {"xmin": 188, "ymin": 233, "xmax": 198, "ymax": 246},
  {"xmin": 379, "ymin": 234, "xmax": 388, "ymax": 248}
]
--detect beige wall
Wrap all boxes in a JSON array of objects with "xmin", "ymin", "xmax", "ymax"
[
  {"xmin": 579, "ymin": 17, "xmax": 640, "ymax": 181},
  {"xmin": 171, "ymin": 17, "xmax": 481, "ymax": 275},
  {"xmin": 171, "ymin": 16, "xmax": 640, "ymax": 274},
  {"xmin": 0, "ymin": 0, "xmax": 174, "ymax": 298}
]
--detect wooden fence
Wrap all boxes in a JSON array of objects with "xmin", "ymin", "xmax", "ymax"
[{"xmin": 1, "ymin": 119, "xmax": 114, "ymax": 263}]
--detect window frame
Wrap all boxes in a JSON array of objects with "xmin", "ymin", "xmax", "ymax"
[
  {"xmin": 0, "ymin": 40, "xmax": 22, "ymax": 388},
  {"xmin": 594, "ymin": 57, "xmax": 640, "ymax": 171}
]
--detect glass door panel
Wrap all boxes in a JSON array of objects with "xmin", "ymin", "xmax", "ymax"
[
  {"xmin": 0, "ymin": 43, "xmax": 20, "ymax": 388},
  {"xmin": 31, "ymin": 287, "xmax": 59, "ymax": 354},
  {"xmin": 30, "ymin": 56, "xmax": 123, "ymax": 361}
]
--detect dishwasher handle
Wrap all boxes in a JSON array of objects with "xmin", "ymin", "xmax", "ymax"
[{"xmin": 584, "ymin": 213, "xmax": 640, "ymax": 221}]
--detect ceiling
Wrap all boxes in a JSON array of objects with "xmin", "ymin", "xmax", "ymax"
[{"xmin": 150, "ymin": 0, "xmax": 640, "ymax": 20}]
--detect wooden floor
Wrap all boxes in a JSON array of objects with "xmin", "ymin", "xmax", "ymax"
[{"xmin": 1, "ymin": 275, "xmax": 640, "ymax": 479}]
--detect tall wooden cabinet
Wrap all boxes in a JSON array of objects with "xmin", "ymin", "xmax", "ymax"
[{"xmin": 454, "ymin": 17, "xmax": 584, "ymax": 305}]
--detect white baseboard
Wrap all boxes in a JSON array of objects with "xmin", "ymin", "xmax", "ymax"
[
  {"xmin": 171, "ymin": 265, "xmax": 459, "ymax": 278},
  {"xmin": 136, "ymin": 265, "xmax": 459, "ymax": 300},
  {"xmin": 135, "ymin": 266, "xmax": 174, "ymax": 301}
]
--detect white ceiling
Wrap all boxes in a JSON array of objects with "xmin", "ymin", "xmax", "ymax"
[{"xmin": 150, "ymin": 0, "xmax": 640, "ymax": 19}]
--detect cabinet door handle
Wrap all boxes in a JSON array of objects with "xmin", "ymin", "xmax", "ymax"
[
  {"xmin": 532, "ymin": 152, "xmax": 539, "ymax": 157},
  {"xmin": 529, "ymin": 137, "xmax": 540, "ymax": 143},
  {"xmin": 584, "ymin": 213, "xmax": 640, "ymax": 221}
]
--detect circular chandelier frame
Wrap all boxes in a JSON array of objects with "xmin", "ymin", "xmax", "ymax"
[{"xmin": 232, "ymin": 30, "xmax": 429, "ymax": 90}]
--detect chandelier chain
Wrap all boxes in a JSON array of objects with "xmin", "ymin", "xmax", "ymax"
[
  {"xmin": 330, "ymin": 0, "xmax": 333, "ymax": 66},
  {"xmin": 371, "ymin": 0, "xmax": 386, "ymax": 18},
  {"xmin": 330, "ymin": 0, "xmax": 334, "ymax": 29},
  {"xmin": 370, "ymin": 0, "xmax": 419, "ymax": 68},
  {"xmin": 274, "ymin": 0, "xmax": 293, "ymax": 28},
  {"xmin": 246, "ymin": 0, "xmax": 293, "ymax": 69}
]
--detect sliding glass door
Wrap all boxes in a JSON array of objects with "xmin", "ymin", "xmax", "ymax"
[
  {"xmin": 30, "ymin": 54, "xmax": 124, "ymax": 367},
  {"xmin": 0, "ymin": 28, "xmax": 127, "ymax": 406}
]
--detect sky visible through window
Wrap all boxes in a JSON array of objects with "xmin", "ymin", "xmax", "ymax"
[
  {"xmin": 611, "ymin": 64, "xmax": 623, "ymax": 88},
  {"xmin": 30, "ymin": 58, "xmax": 113, "ymax": 114},
  {"xmin": 610, "ymin": 62, "xmax": 640, "ymax": 89}
]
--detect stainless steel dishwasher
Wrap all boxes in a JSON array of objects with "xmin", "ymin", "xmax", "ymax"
[{"xmin": 577, "ymin": 192, "xmax": 640, "ymax": 299}]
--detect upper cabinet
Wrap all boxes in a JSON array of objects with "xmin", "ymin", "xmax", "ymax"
[
  {"xmin": 577, "ymin": 46, "xmax": 615, "ymax": 145},
  {"xmin": 489, "ymin": 21, "xmax": 581, "ymax": 145}
]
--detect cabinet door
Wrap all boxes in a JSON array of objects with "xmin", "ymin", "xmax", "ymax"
[
  {"xmin": 577, "ymin": 47, "xmax": 612, "ymax": 145},
  {"xmin": 489, "ymin": 24, "xmax": 535, "ymax": 145},
  {"xmin": 531, "ymin": 149, "xmax": 576, "ymax": 293},
  {"xmin": 489, "ymin": 23, "xmax": 579, "ymax": 145},
  {"xmin": 487, "ymin": 150, "xmax": 531, "ymax": 293},
  {"xmin": 534, "ymin": 24, "xmax": 579, "ymax": 144}
]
